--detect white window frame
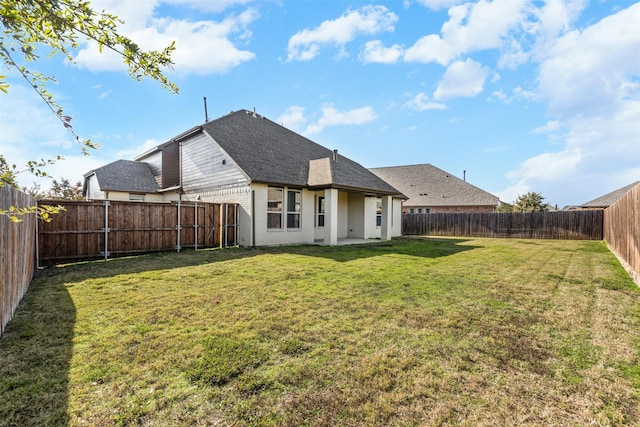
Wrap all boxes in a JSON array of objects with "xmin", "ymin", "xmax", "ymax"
[
  {"xmin": 267, "ymin": 187, "xmax": 283, "ymax": 229},
  {"xmin": 316, "ymin": 196, "xmax": 325, "ymax": 228},
  {"xmin": 286, "ymin": 189, "xmax": 301, "ymax": 230}
]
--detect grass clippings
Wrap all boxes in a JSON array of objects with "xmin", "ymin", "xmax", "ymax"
[{"xmin": 0, "ymin": 237, "xmax": 638, "ymax": 426}]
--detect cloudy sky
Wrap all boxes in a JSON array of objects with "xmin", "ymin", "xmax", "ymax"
[{"xmin": 1, "ymin": 0, "xmax": 638, "ymax": 207}]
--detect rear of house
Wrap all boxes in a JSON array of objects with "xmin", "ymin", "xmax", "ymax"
[{"xmin": 84, "ymin": 109, "xmax": 405, "ymax": 247}]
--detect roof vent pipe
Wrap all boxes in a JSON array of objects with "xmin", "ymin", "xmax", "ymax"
[
  {"xmin": 463, "ymin": 170, "xmax": 466, "ymax": 181},
  {"xmin": 333, "ymin": 149, "xmax": 338, "ymax": 161},
  {"xmin": 253, "ymin": 107, "xmax": 257, "ymax": 118}
]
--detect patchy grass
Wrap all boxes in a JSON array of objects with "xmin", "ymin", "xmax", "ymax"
[{"xmin": 1, "ymin": 237, "xmax": 639, "ymax": 426}]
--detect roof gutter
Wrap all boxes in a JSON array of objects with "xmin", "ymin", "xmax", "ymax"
[{"xmin": 172, "ymin": 126, "xmax": 203, "ymax": 143}]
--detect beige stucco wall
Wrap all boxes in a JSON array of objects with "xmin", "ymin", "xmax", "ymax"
[{"xmin": 252, "ymin": 183, "xmax": 316, "ymax": 246}]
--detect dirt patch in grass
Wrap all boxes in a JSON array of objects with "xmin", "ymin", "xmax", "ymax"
[{"xmin": 1, "ymin": 238, "xmax": 639, "ymax": 426}]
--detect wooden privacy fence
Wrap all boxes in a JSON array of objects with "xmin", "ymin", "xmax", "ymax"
[
  {"xmin": 37, "ymin": 200, "xmax": 239, "ymax": 264},
  {"xmin": 1, "ymin": 186, "xmax": 37, "ymax": 335},
  {"xmin": 402, "ymin": 210, "xmax": 604, "ymax": 240},
  {"xmin": 604, "ymin": 183, "xmax": 639, "ymax": 279}
]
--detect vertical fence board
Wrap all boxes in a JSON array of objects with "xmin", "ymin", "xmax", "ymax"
[{"xmin": 1, "ymin": 186, "xmax": 36, "ymax": 336}]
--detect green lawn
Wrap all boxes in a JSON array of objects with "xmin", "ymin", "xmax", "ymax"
[{"xmin": 1, "ymin": 237, "xmax": 639, "ymax": 426}]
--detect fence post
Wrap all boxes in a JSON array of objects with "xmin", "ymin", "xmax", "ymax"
[
  {"xmin": 194, "ymin": 202, "xmax": 198, "ymax": 251},
  {"xmin": 219, "ymin": 204, "xmax": 223, "ymax": 249},
  {"xmin": 35, "ymin": 199, "xmax": 40, "ymax": 269},
  {"xmin": 104, "ymin": 200, "xmax": 110, "ymax": 261},
  {"xmin": 176, "ymin": 201, "xmax": 182, "ymax": 252},
  {"xmin": 225, "ymin": 204, "xmax": 229, "ymax": 248},
  {"xmin": 234, "ymin": 204, "xmax": 238, "ymax": 245}
]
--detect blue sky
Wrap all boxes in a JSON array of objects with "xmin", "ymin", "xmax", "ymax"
[{"xmin": 1, "ymin": 0, "xmax": 638, "ymax": 207}]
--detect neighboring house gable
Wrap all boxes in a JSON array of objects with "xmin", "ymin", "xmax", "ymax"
[
  {"xmin": 369, "ymin": 164, "xmax": 499, "ymax": 213},
  {"xmin": 579, "ymin": 181, "xmax": 640, "ymax": 209},
  {"xmin": 83, "ymin": 160, "xmax": 170, "ymax": 201}
]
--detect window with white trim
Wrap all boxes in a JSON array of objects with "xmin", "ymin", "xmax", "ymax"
[
  {"xmin": 287, "ymin": 189, "xmax": 301, "ymax": 229},
  {"xmin": 267, "ymin": 187, "xmax": 283, "ymax": 229},
  {"xmin": 376, "ymin": 199, "xmax": 382, "ymax": 227},
  {"xmin": 317, "ymin": 196, "xmax": 325, "ymax": 227}
]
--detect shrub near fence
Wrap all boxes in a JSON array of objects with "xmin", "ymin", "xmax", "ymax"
[
  {"xmin": 37, "ymin": 200, "xmax": 239, "ymax": 264},
  {"xmin": 1, "ymin": 186, "xmax": 36, "ymax": 335},
  {"xmin": 402, "ymin": 210, "xmax": 604, "ymax": 240},
  {"xmin": 604, "ymin": 182, "xmax": 639, "ymax": 280}
]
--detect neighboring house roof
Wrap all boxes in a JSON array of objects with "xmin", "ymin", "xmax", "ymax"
[
  {"xmin": 580, "ymin": 181, "xmax": 639, "ymax": 208},
  {"xmin": 369, "ymin": 163, "xmax": 499, "ymax": 207},
  {"xmin": 200, "ymin": 109, "xmax": 401, "ymax": 196},
  {"xmin": 84, "ymin": 160, "xmax": 160, "ymax": 193}
]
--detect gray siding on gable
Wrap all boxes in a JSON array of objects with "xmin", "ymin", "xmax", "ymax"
[
  {"xmin": 86, "ymin": 175, "xmax": 105, "ymax": 199},
  {"xmin": 181, "ymin": 133, "xmax": 249, "ymax": 193},
  {"xmin": 144, "ymin": 151, "xmax": 163, "ymax": 185}
]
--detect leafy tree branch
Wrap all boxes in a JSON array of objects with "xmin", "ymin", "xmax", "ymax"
[
  {"xmin": 1, "ymin": 0, "xmax": 178, "ymax": 154},
  {"xmin": 0, "ymin": 0, "xmax": 178, "ymax": 220}
]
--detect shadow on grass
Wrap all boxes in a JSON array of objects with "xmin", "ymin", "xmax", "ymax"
[
  {"xmin": 0, "ymin": 276, "xmax": 75, "ymax": 426},
  {"xmin": 37, "ymin": 236, "xmax": 479, "ymax": 280},
  {"xmin": 280, "ymin": 236, "xmax": 480, "ymax": 263}
]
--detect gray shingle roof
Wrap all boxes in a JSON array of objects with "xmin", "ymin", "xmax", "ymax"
[
  {"xmin": 580, "ymin": 181, "xmax": 639, "ymax": 208},
  {"xmin": 201, "ymin": 110, "xmax": 400, "ymax": 195},
  {"xmin": 89, "ymin": 160, "xmax": 160, "ymax": 193},
  {"xmin": 369, "ymin": 164, "xmax": 499, "ymax": 207}
]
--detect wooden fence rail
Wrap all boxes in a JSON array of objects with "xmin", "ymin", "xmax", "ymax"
[
  {"xmin": 402, "ymin": 210, "xmax": 604, "ymax": 240},
  {"xmin": 37, "ymin": 200, "xmax": 239, "ymax": 264},
  {"xmin": 604, "ymin": 183, "xmax": 639, "ymax": 280},
  {"xmin": 1, "ymin": 186, "xmax": 36, "ymax": 335}
]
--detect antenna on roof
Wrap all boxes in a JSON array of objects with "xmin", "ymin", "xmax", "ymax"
[{"xmin": 203, "ymin": 97, "xmax": 209, "ymax": 122}]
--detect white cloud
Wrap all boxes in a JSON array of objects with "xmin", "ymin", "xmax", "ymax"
[
  {"xmin": 304, "ymin": 104, "xmax": 377, "ymax": 135},
  {"xmin": 277, "ymin": 106, "xmax": 307, "ymax": 132},
  {"xmin": 533, "ymin": 120, "xmax": 560, "ymax": 134},
  {"xmin": 531, "ymin": 0, "xmax": 588, "ymax": 44},
  {"xmin": 537, "ymin": 2, "xmax": 640, "ymax": 119},
  {"xmin": 404, "ymin": 93, "xmax": 447, "ymax": 111},
  {"xmin": 491, "ymin": 86, "xmax": 535, "ymax": 104},
  {"xmin": 73, "ymin": 0, "xmax": 258, "ymax": 75},
  {"xmin": 117, "ymin": 139, "xmax": 162, "ymax": 160},
  {"xmin": 360, "ymin": 40, "xmax": 404, "ymax": 64},
  {"xmin": 404, "ymin": 0, "xmax": 528, "ymax": 65},
  {"xmin": 433, "ymin": 58, "xmax": 489, "ymax": 100},
  {"xmin": 415, "ymin": 0, "xmax": 466, "ymax": 10},
  {"xmin": 502, "ymin": 100, "xmax": 640, "ymax": 206},
  {"xmin": 500, "ymin": 3, "xmax": 640, "ymax": 206},
  {"xmin": 286, "ymin": 5, "xmax": 398, "ymax": 62}
]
